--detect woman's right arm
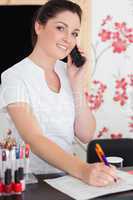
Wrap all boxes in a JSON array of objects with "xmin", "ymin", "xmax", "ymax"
[{"xmin": 7, "ymin": 102, "xmax": 118, "ymax": 186}]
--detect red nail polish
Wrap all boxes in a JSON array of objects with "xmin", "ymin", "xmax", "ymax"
[
  {"xmin": 4, "ymin": 183, "xmax": 12, "ymax": 193},
  {"xmin": 0, "ymin": 181, "xmax": 4, "ymax": 193},
  {"xmin": 18, "ymin": 167, "xmax": 25, "ymax": 191},
  {"xmin": 4, "ymin": 169, "xmax": 13, "ymax": 194},
  {"xmin": 13, "ymin": 170, "xmax": 22, "ymax": 194}
]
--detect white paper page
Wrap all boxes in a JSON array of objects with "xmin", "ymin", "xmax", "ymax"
[{"xmin": 44, "ymin": 170, "xmax": 133, "ymax": 200}]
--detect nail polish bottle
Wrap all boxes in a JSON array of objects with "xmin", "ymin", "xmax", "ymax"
[
  {"xmin": 13, "ymin": 170, "xmax": 22, "ymax": 194},
  {"xmin": 18, "ymin": 167, "xmax": 25, "ymax": 191},
  {"xmin": 4, "ymin": 168, "xmax": 13, "ymax": 194},
  {"xmin": 0, "ymin": 179, "xmax": 4, "ymax": 196},
  {"xmin": 2, "ymin": 150, "xmax": 7, "ymax": 183}
]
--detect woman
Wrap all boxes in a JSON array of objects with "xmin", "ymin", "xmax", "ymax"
[{"xmin": 0, "ymin": 0, "xmax": 117, "ymax": 186}]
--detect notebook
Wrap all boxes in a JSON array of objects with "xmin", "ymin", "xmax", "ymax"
[{"xmin": 44, "ymin": 170, "xmax": 133, "ymax": 200}]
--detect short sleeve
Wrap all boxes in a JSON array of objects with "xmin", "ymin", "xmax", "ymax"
[{"xmin": 0, "ymin": 72, "xmax": 30, "ymax": 110}]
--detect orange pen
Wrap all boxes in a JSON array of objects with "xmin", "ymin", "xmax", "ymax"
[
  {"xmin": 95, "ymin": 143, "xmax": 110, "ymax": 166},
  {"xmin": 95, "ymin": 143, "xmax": 104, "ymax": 156},
  {"xmin": 95, "ymin": 147, "xmax": 103, "ymax": 162}
]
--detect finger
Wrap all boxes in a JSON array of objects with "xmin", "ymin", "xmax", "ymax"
[
  {"xmin": 76, "ymin": 46, "xmax": 84, "ymax": 53},
  {"xmin": 109, "ymin": 165, "xmax": 121, "ymax": 181},
  {"xmin": 101, "ymin": 165, "xmax": 118, "ymax": 181},
  {"xmin": 90, "ymin": 178, "xmax": 109, "ymax": 187},
  {"xmin": 110, "ymin": 164, "xmax": 117, "ymax": 171},
  {"xmin": 85, "ymin": 163, "xmax": 116, "ymax": 187},
  {"xmin": 89, "ymin": 172, "xmax": 115, "ymax": 187},
  {"xmin": 92, "ymin": 163, "xmax": 118, "ymax": 182},
  {"xmin": 76, "ymin": 46, "xmax": 87, "ymax": 57},
  {"xmin": 80, "ymin": 52, "xmax": 86, "ymax": 57},
  {"xmin": 102, "ymin": 172, "xmax": 116, "ymax": 183}
]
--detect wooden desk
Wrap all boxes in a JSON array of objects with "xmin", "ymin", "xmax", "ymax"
[{"xmin": 1, "ymin": 169, "xmax": 133, "ymax": 200}]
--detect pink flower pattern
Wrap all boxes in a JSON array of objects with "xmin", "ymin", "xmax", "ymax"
[
  {"xmin": 98, "ymin": 29, "xmax": 111, "ymax": 41},
  {"xmin": 92, "ymin": 16, "xmax": 133, "ymax": 76},
  {"xmin": 113, "ymin": 78, "xmax": 128, "ymax": 106},
  {"xmin": 97, "ymin": 127, "xmax": 109, "ymax": 138},
  {"xmin": 90, "ymin": 15, "xmax": 133, "ymax": 138},
  {"xmin": 112, "ymin": 39, "xmax": 127, "ymax": 53},
  {"xmin": 113, "ymin": 75, "xmax": 133, "ymax": 106},
  {"xmin": 96, "ymin": 127, "xmax": 123, "ymax": 138},
  {"xmin": 110, "ymin": 133, "xmax": 123, "ymax": 139},
  {"xmin": 99, "ymin": 20, "xmax": 133, "ymax": 53},
  {"xmin": 129, "ymin": 116, "xmax": 133, "ymax": 133},
  {"xmin": 85, "ymin": 80, "xmax": 107, "ymax": 111}
]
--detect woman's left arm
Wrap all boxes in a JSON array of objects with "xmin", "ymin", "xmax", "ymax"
[{"xmin": 67, "ymin": 51, "xmax": 96, "ymax": 143}]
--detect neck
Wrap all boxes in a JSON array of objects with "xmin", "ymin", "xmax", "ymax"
[{"xmin": 29, "ymin": 46, "xmax": 56, "ymax": 72}]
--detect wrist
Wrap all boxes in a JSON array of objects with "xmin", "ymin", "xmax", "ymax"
[
  {"xmin": 73, "ymin": 160, "xmax": 88, "ymax": 181},
  {"xmin": 72, "ymin": 85, "xmax": 89, "ymax": 95},
  {"xmin": 79, "ymin": 162, "xmax": 91, "ymax": 183},
  {"xmin": 73, "ymin": 89, "xmax": 89, "ymax": 107}
]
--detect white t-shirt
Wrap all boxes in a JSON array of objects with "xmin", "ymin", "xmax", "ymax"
[{"xmin": 0, "ymin": 57, "xmax": 75, "ymax": 174}]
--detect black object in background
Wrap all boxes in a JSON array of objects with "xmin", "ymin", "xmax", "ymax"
[
  {"xmin": 0, "ymin": 5, "xmax": 40, "ymax": 83},
  {"xmin": 87, "ymin": 138, "xmax": 133, "ymax": 167}
]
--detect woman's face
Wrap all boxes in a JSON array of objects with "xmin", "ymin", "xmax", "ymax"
[{"xmin": 35, "ymin": 11, "xmax": 81, "ymax": 60}]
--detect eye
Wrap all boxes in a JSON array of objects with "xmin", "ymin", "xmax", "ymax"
[
  {"xmin": 56, "ymin": 26, "xmax": 65, "ymax": 32},
  {"xmin": 72, "ymin": 32, "xmax": 79, "ymax": 38}
]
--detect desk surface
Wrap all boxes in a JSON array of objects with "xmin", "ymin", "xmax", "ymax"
[{"xmin": 1, "ymin": 168, "xmax": 133, "ymax": 200}]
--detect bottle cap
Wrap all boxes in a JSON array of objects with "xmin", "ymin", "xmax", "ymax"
[
  {"xmin": 15, "ymin": 170, "xmax": 20, "ymax": 183},
  {"xmin": 18, "ymin": 167, "xmax": 24, "ymax": 180},
  {"xmin": 5, "ymin": 169, "xmax": 12, "ymax": 185}
]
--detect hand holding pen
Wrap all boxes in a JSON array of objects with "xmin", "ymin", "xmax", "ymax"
[{"xmin": 95, "ymin": 143, "xmax": 118, "ymax": 182}]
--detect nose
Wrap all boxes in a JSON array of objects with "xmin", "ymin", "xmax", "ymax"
[{"xmin": 62, "ymin": 31, "xmax": 72, "ymax": 44}]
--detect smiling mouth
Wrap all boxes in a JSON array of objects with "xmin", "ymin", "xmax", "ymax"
[{"xmin": 56, "ymin": 44, "xmax": 68, "ymax": 51}]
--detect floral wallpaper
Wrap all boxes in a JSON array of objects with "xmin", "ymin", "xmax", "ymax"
[{"xmin": 88, "ymin": 0, "xmax": 133, "ymax": 139}]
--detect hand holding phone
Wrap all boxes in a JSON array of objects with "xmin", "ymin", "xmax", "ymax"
[
  {"xmin": 61, "ymin": 45, "xmax": 86, "ymax": 68},
  {"xmin": 70, "ymin": 45, "xmax": 86, "ymax": 68}
]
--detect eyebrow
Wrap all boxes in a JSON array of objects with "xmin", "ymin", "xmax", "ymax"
[{"xmin": 56, "ymin": 21, "xmax": 80, "ymax": 32}]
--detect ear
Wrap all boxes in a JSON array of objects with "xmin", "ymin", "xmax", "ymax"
[{"xmin": 34, "ymin": 21, "xmax": 43, "ymax": 35}]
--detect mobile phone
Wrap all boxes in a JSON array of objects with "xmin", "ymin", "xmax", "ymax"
[
  {"xmin": 70, "ymin": 45, "xmax": 86, "ymax": 68},
  {"xmin": 61, "ymin": 45, "xmax": 86, "ymax": 68}
]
